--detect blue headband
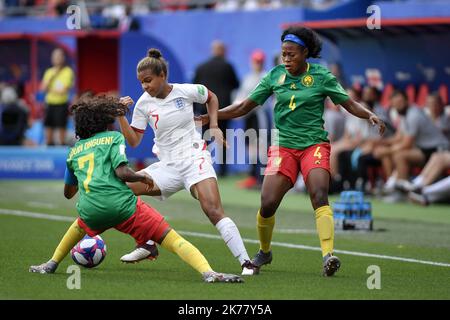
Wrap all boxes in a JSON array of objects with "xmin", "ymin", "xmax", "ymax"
[{"xmin": 283, "ymin": 34, "xmax": 306, "ymax": 47}]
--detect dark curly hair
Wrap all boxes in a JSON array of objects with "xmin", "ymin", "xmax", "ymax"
[
  {"xmin": 70, "ymin": 94, "xmax": 128, "ymax": 139},
  {"xmin": 281, "ymin": 26, "xmax": 322, "ymax": 58}
]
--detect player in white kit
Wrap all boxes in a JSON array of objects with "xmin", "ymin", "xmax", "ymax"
[{"xmin": 117, "ymin": 49, "xmax": 259, "ymax": 275}]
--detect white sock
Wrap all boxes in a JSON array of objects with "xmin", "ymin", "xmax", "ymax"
[
  {"xmin": 294, "ymin": 175, "xmax": 306, "ymax": 192},
  {"xmin": 412, "ymin": 175, "xmax": 424, "ymax": 188},
  {"xmin": 215, "ymin": 217, "xmax": 250, "ymax": 265},
  {"xmin": 396, "ymin": 179, "xmax": 413, "ymax": 191},
  {"xmin": 423, "ymin": 176, "xmax": 450, "ymax": 203},
  {"xmin": 384, "ymin": 176, "xmax": 397, "ymax": 190}
]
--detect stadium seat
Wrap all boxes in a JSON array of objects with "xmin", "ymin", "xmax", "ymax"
[
  {"xmin": 380, "ymin": 83, "xmax": 394, "ymax": 109},
  {"xmin": 416, "ymin": 84, "xmax": 429, "ymax": 108},
  {"xmin": 367, "ymin": 165, "xmax": 385, "ymax": 189},
  {"xmin": 406, "ymin": 84, "xmax": 416, "ymax": 106},
  {"xmin": 439, "ymin": 84, "xmax": 448, "ymax": 105}
]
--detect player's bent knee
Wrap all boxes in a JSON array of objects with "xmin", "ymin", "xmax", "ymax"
[
  {"xmin": 260, "ymin": 195, "xmax": 278, "ymax": 217},
  {"xmin": 261, "ymin": 191, "xmax": 279, "ymax": 208},
  {"xmin": 310, "ymin": 188, "xmax": 328, "ymax": 209}
]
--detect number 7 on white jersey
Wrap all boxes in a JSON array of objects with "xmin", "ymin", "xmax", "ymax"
[{"xmin": 151, "ymin": 114, "xmax": 159, "ymax": 129}]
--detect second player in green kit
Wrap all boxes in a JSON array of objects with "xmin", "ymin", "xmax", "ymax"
[{"xmin": 199, "ymin": 25, "xmax": 385, "ymax": 276}]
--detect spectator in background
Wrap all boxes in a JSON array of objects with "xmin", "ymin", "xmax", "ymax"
[
  {"xmin": 362, "ymin": 86, "xmax": 381, "ymax": 111},
  {"xmin": 330, "ymin": 86, "xmax": 389, "ymax": 192},
  {"xmin": 101, "ymin": 0, "xmax": 129, "ymax": 29},
  {"xmin": 273, "ymin": 52, "xmax": 282, "ymax": 67},
  {"xmin": 329, "ymin": 62, "xmax": 347, "ymax": 89},
  {"xmin": 354, "ymin": 86, "xmax": 395, "ymax": 192},
  {"xmin": 361, "ymin": 86, "xmax": 395, "ymax": 135},
  {"xmin": 329, "ymin": 88, "xmax": 362, "ymax": 180},
  {"xmin": 41, "ymin": 48, "xmax": 74, "ymax": 145},
  {"xmin": 320, "ymin": 97, "xmax": 346, "ymax": 193},
  {"xmin": 234, "ymin": 49, "xmax": 270, "ymax": 189},
  {"xmin": 425, "ymin": 92, "xmax": 450, "ymax": 141},
  {"xmin": 0, "ymin": 86, "xmax": 29, "ymax": 145},
  {"xmin": 323, "ymin": 97, "xmax": 346, "ymax": 143},
  {"xmin": 372, "ymin": 92, "xmax": 408, "ymax": 184},
  {"xmin": 375, "ymin": 90, "xmax": 449, "ymax": 202},
  {"xmin": 216, "ymin": 0, "xmax": 282, "ymax": 11},
  {"xmin": 407, "ymin": 151, "xmax": 450, "ymax": 205},
  {"xmin": 3, "ymin": 0, "xmax": 35, "ymax": 17},
  {"xmin": 193, "ymin": 40, "xmax": 240, "ymax": 176},
  {"xmin": 48, "ymin": 0, "xmax": 69, "ymax": 16}
]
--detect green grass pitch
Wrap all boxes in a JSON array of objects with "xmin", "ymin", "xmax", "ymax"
[{"xmin": 0, "ymin": 177, "xmax": 449, "ymax": 299}]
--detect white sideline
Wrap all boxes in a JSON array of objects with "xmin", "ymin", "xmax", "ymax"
[{"xmin": 1, "ymin": 208, "xmax": 449, "ymax": 268}]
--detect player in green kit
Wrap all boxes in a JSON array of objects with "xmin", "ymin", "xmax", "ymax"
[
  {"xmin": 29, "ymin": 95, "xmax": 243, "ymax": 283},
  {"xmin": 198, "ymin": 26, "xmax": 385, "ymax": 276}
]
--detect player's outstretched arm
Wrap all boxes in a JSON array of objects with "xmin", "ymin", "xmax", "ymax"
[
  {"xmin": 205, "ymin": 91, "xmax": 229, "ymax": 148},
  {"xmin": 195, "ymin": 98, "xmax": 259, "ymax": 126},
  {"xmin": 115, "ymin": 164, "xmax": 154, "ymax": 191},
  {"xmin": 340, "ymin": 98, "xmax": 386, "ymax": 136},
  {"xmin": 218, "ymin": 98, "xmax": 259, "ymax": 120},
  {"xmin": 205, "ymin": 91, "xmax": 219, "ymax": 129}
]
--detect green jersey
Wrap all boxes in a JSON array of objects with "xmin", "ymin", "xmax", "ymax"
[
  {"xmin": 249, "ymin": 63, "xmax": 349, "ymax": 150},
  {"xmin": 66, "ymin": 131, "xmax": 136, "ymax": 230}
]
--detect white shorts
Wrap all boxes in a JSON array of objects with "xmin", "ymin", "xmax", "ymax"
[{"xmin": 141, "ymin": 150, "xmax": 217, "ymax": 200}]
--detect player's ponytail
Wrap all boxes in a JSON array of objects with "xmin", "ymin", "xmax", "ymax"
[{"xmin": 137, "ymin": 48, "xmax": 168, "ymax": 77}]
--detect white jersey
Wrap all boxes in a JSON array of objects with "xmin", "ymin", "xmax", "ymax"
[{"xmin": 131, "ymin": 83, "xmax": 209, "ymax": 162}]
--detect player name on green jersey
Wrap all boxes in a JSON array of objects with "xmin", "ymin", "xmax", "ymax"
[
  {"xmin": 249, "ymin": 63, "xmax": 349, "ymax": 150},
  {"xmin": 68, "ymin": 136, "xmax": 114, "ymax": 160}
]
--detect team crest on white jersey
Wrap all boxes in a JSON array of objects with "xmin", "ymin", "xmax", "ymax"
[{"xmin": 174, "ymin": 98, "xmax": 185, "ymax": 109}]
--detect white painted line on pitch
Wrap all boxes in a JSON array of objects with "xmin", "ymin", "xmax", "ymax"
[
  {"xmin": 0, "ymin": 208, "xmax": 74, "ymax": 222},
  {"xmin": 276, "ymin": 228, "xmax": 317, "ymax": 234},
  {"xmin": 26, "ymin": 201, "xmax": 57, "ymax": 209},
  {"xmin": 180, "ymin": 231, "xmax": 450, "ymax": 268},
  {"xmin": 1, "ymin": 208, "xmax": 450, "ymax": 268},
  {"xmin": 276, "ymin": 228, "xmax": 374, "ymax": 235}
]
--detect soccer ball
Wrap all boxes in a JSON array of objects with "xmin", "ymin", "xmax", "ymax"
[{"xmin": 71, "ymin": 235, "xmax": 107, "ymax": 268}]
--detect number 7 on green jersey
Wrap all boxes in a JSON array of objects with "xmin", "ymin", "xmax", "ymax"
[{"xmin": 78, "ymin": 153, "xmax": 95, "ymax": 193}]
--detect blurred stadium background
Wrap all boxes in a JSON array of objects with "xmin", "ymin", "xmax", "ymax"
[{"xmin": 0, "ymin": 0, "xmax": 449, "ymax": 299}]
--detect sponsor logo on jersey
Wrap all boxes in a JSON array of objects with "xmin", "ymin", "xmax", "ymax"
[
  {"xmin": 301, "ymin": 75, "xmax": 314, "ymax": 87},
  {"xmin": 197, "ymin": 85, "xmax": 206, "ymax": 96},
  {"xmin": 174, "ymin": 98, "xmax": 185, "ymax": 109},
  {"xmin": 278, "ymin": 73, "xmax": 286, "ymax": 85},
  {"xmin": 119, "ymin": 144, "xmax": 126, "ymax": 155},
  {"xmin": 290, "ymin": 83, "xmax": 297, "ymax": 90}
]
